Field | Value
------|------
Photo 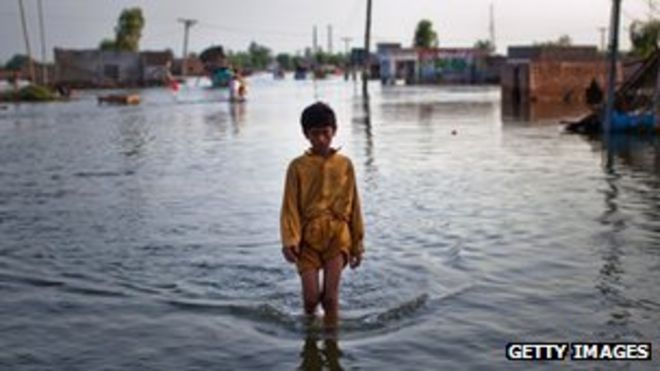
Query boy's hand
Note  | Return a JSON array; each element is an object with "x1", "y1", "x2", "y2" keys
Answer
[
  {"x1": 282, "y1": 245, "x2": 300, "y2": 263},
  {"x1": 349, "y1": 252, "x2": 362, "y2": 269}
]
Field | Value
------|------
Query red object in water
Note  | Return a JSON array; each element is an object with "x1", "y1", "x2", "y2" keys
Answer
[{"x1": 169, "y1": 80, "x2": 180, "y2": 92}]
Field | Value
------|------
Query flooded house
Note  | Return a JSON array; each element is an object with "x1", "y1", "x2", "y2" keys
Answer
[
  {"x1": 54, "y1": 48, "x2": 173, "y2": 87},
  {"x1": 501, "y1": 45, "x2": 616, "y2": 107},
  {"x1": 377, "y1": 43, "x2": 502, "y2": 85}
]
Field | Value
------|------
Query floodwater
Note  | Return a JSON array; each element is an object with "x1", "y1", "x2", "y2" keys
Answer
[{"x1": 1, "y1": 77, "x2": 659, "y2": 370}]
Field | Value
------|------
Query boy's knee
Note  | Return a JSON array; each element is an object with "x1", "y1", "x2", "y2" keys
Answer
[
  {"x1": 304, "y1": 295, "x2": 321, "y2": 314},
  {"x1": 321, "y1": 293, "x2": 338, "y2": 311}
]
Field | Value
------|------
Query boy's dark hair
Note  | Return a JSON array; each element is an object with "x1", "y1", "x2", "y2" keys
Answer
[{"x1": 300, "y1": 102, "x2": 337, "y2": 134}]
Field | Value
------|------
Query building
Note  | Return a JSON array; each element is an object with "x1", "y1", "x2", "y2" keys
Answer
[
  {"x1": 376, "y1": 43, "x2": 500, "y2": 85},
  {"x1": 141, "y1": 51, "x2": 175, "y2": 84},
  {"x1": 501, "y1": 45, "x2": 617, "y2": 106},
  {"x1": 54, "y1": 48, "x2": 173, "y2": 87}
]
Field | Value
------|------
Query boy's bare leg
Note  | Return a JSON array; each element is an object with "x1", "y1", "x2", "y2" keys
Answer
[
  {"x1": 321, "y1": 253, "x2": 345, "y2": 327},
  {"x1": 301, "y1": 270, "x2": 321, "y2": 316}
]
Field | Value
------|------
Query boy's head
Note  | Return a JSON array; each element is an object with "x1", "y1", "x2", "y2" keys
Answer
[
  {"x1": 300, "y1": 101, "x2": 337, "y2": 135},
  {"x1": 301, "y1": 102, "x2": 337, "y2": 154}
]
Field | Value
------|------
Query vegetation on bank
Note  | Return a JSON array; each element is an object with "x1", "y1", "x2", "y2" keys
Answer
[{"x1": 0, "y1": 85, "x2": 57, "y2": 102}]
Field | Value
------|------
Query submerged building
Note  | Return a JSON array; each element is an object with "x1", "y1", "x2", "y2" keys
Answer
[
  {"x1": 501, "y1": 45, "x2": 618, "y2": 106},
  {"x1": 54, "y1": 48, "x2": 174, "y2": 87},
  {"x1": 377, "y1": 43, "x2": 503, "y2": 85}
]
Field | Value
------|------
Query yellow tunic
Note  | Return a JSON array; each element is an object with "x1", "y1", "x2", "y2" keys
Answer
[{"x1": 280, "y1": 149, "x2": 364, "y2": 257}]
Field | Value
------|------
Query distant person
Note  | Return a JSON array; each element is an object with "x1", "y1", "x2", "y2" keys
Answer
[
  {"x1": 585, "y1": 78, "x2": 603, "y2": 107},
  {"x1": 280, "y1": 102, "x2": 364, "y2": 327},
  {"x1": 228, "y1": 72, "x2": 245, "y2": 102}
]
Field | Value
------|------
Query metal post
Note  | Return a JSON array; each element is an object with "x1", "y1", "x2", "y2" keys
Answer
[
  {"x1": 17, "y1": 0, "x2": 36, "y2": 83},
  {"x1": 178, "y1": 18, "x2": 197, "y2": 77},
  {"x1": 362, "y1": 0, "x2": 372, "y2": 96},
  {"x1": 37, "y1": 0, "x2": 48, "y2": 85},
  {"x1": 604, "y1": 0, "x2": 622, "y2": 134}
]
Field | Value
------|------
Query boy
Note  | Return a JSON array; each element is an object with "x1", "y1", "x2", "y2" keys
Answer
[{"x1": 280, "y1": 102, "x2": 364, "y2": 326}]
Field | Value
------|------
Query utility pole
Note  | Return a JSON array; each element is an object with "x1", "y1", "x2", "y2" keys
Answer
[
  {"x1": 598, "y1": 27, "x2": 607, "y2": 52},
  {"x1": 341, "y1": 37, "x2": 352, "y2": 55},
  {"x1": 489, "y1": 2, "x2": 496, "y2": 52},
  {"x1": 17, "y1": 0, "x2": 35, "y2": 83},
  {"x1": 327, "y1": 24, "x2": 333, "y2": 54},
  {"x1": 178, "y1": 18, "x2": 197, "y2": 76},
  {"x1": 604, "y1": 0, "x2": 622, "y2": 134},
  {"x1": 37, "y1": 0, "x2": 47, "y2": 85},
  {"x1": 362, "y1": 0, "x2": 372, "y2": 96},
  {"x1": 313, "y1": 25, "x2": 318, "y2": 53}
]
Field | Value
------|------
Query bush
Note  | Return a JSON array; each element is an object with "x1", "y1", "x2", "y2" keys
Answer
[{"x1": 1, "y1": 84, "x2": 56, "y2": 102}]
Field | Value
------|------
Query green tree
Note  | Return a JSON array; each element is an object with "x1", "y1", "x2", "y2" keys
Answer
[
  {"x1": 276, "y1": 53, "x2": 292, "y2": 70},
  {"x1": 99, "y1": 7, "x2": 145, "y2": 51},
  {"x1": 630, "y1": 19, "x2": 660, "y2": 57},
  {"x1": 248, "y1": 41, "x2": 272, "y2": 69},
  {"x1": 4, "y1": 54, "x2": 31, "y2": 70},
  {"x1": 99, "y1": 38, "x2": 117, "y2": 51},
  {"x1": 227, "y1": 50, "x2": 248, "y2": 69},
  {"x1": 474, "y1": 39, "x2": 495, "y2": 54},
  {"x1": 115, "y1": 7, "x2": 145, "y2": 52},
  {"x1": 413, "y1": 19, "x2": 438, "y2": 48},
  {"x1": 534, "y1": 34, "x2": 573, "y2": 47},
  {"x1": 557, "y1": 34, "x2": 572, "y2": 46}
]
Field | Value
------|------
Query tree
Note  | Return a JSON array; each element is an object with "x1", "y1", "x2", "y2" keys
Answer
[
  {"x1": 99, "y1": 38, "x2": 117, "y2": 51},
  {"x1": 557, "y1": 34, "x2": 572, "y2": 46},
  {"x1": 98, "y1": 7, "x2": 145, "y2": 52},
  {"x1": 630, "y1": 19, "x2": 660, "y2": 58},
  {"x1": 413, "y1": 19, "x2": 438, "y2": 48},
  {"x1": 276, "y1": 53, "x2": 292, "y2": 70},
  {"x1": 534, "y1": 34, "x2": 573, "y2": 47},
  {"x1": 115, "y1": 7, "x2": 145, "y2": 52},
  {"x1": 474, "y1": 39, "x2": 495, "y2": 54},
  {"x1": 4, "y1": 54, "x2": 31, "y2": 70},
  {"x1": 247, "y1": 41, "x2": 272, "y2": 69}
]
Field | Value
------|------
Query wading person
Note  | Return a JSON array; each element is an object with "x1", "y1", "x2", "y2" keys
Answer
[{"x1": 280, "y1": 101, "x2": 364, "y2": 326}]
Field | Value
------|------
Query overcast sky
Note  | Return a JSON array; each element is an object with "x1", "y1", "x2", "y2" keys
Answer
[{"x1": 0, "y1": 0, "x2": 654, "y2": 63}]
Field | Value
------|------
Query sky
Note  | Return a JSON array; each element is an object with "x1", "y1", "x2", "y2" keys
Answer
[{"x1": 0, "y1": 0, "x2": 656, "y2": 64}]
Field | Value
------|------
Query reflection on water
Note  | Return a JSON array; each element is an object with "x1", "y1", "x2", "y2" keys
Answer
[
  {"x1": 502, "y1": 100, "x2": 591, "y2": 122},
  {"x1": 593, "y1": 133, "x2": 660, "y2": 340},
  {"x1": 298, "y1": 322, "x2": 344, "y2": 371}
]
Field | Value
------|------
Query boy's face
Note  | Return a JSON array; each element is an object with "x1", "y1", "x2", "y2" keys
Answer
[{"x1": 305, "y1": 125, "x2": 335, "y2": 153}]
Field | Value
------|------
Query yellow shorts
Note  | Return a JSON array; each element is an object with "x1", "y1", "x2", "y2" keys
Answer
[{"x1": 297, "y1": 216, "x2": 351, "y2": 274}]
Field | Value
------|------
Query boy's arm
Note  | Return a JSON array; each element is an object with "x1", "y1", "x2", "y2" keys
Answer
[
  {"x1": 280, "y1": 162, "x2": 302, "y2": 251},
  {"x1": 348, "y1": 161, "x2": 364, "y2": 258}
]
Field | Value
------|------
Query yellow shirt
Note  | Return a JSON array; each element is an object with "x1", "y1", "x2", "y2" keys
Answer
[{"x1": 280, "y1": 149, "x2": 364, "y2": 255}]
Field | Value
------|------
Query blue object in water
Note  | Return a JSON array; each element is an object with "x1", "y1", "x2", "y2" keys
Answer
[
  {"x1": 211, "y1": 67, "x2": 233, "y2": 88},
  {"x1": 610, "y1": 110, "x2": 656, "y2": 132}
]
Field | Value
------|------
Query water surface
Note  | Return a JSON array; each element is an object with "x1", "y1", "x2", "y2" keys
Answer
[{"x1": 1, "y1": 77, "x2": 658, "y2": 370}]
